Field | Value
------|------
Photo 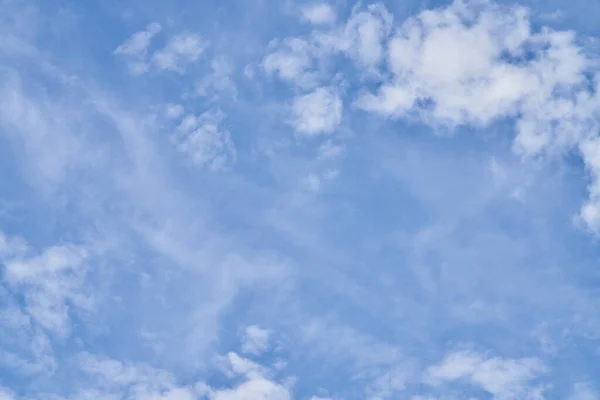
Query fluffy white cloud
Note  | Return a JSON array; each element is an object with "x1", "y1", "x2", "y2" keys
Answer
[
  {"x1": 263, "y1": 38, "x2": 318, "y2": 89},
  {"x1": 426, "y1": 350, "x2": 546, "y2": 398},
  {"x1": 312, "y1": 4, "x2": 393, "y2": 71},
  {"x1": 290, "y1": 87, "x2": 342, "y2": 135},
  {"x1": 210, "y1": 352, "x2": 292, "y2": 400},
  {"x1": 370, "y1": 4, "x2": 595, "y2": 164},
  {"x1": 241, "y1": 325, "x2": 271, "y2": 356},
  {"x1": 300, "y1": 3, "x2": 336, "y2": 25},
  {"x1": 299, "y1": 0, "x2": 600, "y2": 234},
  {"x1": 152, "y1": 32, "x2": 205, "y2": 73},
  {"x1": 210, "y1": 378, "x2": 291, "y2": 400}
]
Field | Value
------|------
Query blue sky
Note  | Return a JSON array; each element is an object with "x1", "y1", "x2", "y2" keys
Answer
[{"x1": 1, "y1": 0, "x2": 600, "y2": 398}]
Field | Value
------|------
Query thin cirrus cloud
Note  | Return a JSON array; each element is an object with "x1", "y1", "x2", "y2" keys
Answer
[{"x1": 1, "y1": 0, "x2": 600, "y2": 399}]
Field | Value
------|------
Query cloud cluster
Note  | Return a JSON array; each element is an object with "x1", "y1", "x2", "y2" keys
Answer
[
  {"x1": 0, "y1": 231, "x2": 90, "y2": 337},
  {"x1": 116, "y1": 23, "x2": 205, "y2": 75},
  {"x1": 264, "y1": 0, "x2": 600, "y2": 233},
  {"x1": 2, "y1": 0, "x2": 600, "y2": 399}
]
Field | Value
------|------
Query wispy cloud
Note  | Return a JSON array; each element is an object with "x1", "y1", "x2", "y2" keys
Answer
[{"x1": 2, "y1": 0, "x2": 600, "y2": 399}]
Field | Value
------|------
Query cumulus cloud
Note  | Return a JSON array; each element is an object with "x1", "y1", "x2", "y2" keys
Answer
[
  {"x1": 343, "y1": 0, "x2": 600, "y2": 233},
  {"x1": 4, "y1": 1, "x2": 600, "y2": 400},
  {"x1": 426, "y1": 350, "x2": 546, "y2": 398},
  {"x1": 263, "y1": 38, "x2": 318, "y2": 89},
  {"x1": 354, "y1": 0, "x2": 593, "y2": 145},
  {"x1": 210, "y1": 351, "x2": 292, "y2": 400},
  {"x1": 300, "y1": 3, "x2": 336, "y2": 25},
  {"x1": 290, "y1": 87, "x2": 342, "y2": 135},
  {"x1": 311, "y1": 3, "x2": 393, "y2": 71},
  {"x1": 210, "y1": 378, "x2": 291, "y2": 400},
  {"x1": 269, "y1": 0, "x2": 600, "y2": 233}
]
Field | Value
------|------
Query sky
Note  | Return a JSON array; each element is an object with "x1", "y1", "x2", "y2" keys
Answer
[{"x1": 1, "y1": 0, "x2": 600, "y2": 398}]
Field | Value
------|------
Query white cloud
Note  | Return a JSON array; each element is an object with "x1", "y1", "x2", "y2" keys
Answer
[
  {"x1": 115, "y1": 23, "x2": 162, "y2": 75},
  {"x1": 348, "y1": 0, "x2": 600, "y2": 233},
  {"x1": 218, "y1": 352, "x2": 271, "y2": 380},
  {"x1": 210, "y1": 378, "x2": 291, "y2": 400},
  {"x1": 116, "y1": 27, "x2": 205, "y2": 75},
  {"x1": 165, "y1": 104, "x2": 185, "y2": 120},
  {"x1": 171, "y1": 109, "x2": 236, "y2": 170},
  {"x1": 1, "y1": 231, "x2": 90, "y2": 337},
  {"x1": 312, "y1": 4, "x2": 393, "y2": 71},
  {"x1": 263, "y1": 38, "x2": 318, "y2": 89},
  {"x1": 241, "y1": 325, "x2": 271, "y2": 356},
  {"x1": 152, "y1": 32, "x2": 205, "y2": 73},
  {"x1": 197, "y1": 57, "x2": 238, "y2": 100},
  {"x1": 115, "y1": 22, "x2": 162, "y2": 57},
  {"x1": 290, "y1": 87, "x2": 342, "y2": 135},
  {"x1": 210, "y1": 351, "x2": 292, "y2": 400},
  {"x1": 77, "y1": 352, "x2": 200, "y2": 400},
  {"x1": 342, "y1": 4, "x2": 393, "y2": 69},
  {"x1": 300, "y1": 3, "x2": 336, "y2": 25},
  {"x1": 426, "y1": 350, "x2": 546, "y2": 398}
]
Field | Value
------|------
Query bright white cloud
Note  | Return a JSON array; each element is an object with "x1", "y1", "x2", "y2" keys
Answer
[
  {"x1": 300, "y1": 3, "x2": 336, "y2": 25},
  {"x1": 426, "y1": 350, "x2": 546, "y2": 398},
  {"x1": 210, "y1": 351, "x2": 292, "y2": 400},
  {"x1": 290, "y1": 87, "x2": 342, "y2": 135},
  {"x1": 347, "y1": 0, "x2": 600, "y2": 233},
  {"x1": 210, "y1": 378, "x2": 292, "y2": 400}
]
